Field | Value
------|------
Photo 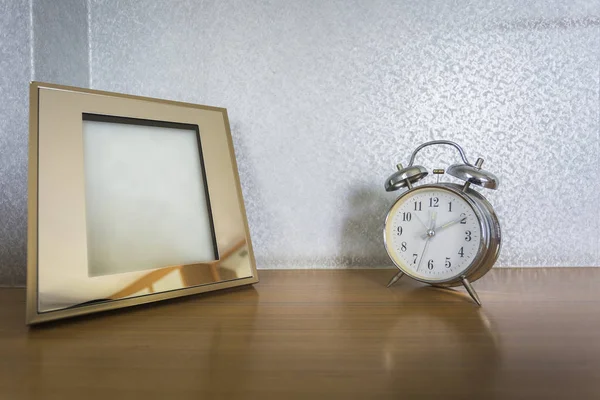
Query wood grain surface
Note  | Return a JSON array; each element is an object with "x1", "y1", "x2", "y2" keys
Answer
[{"x1": 1, "y1": 268, "x2": 599, "y2": 399}]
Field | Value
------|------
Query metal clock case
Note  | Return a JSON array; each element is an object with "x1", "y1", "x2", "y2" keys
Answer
[{"x1": 383, "y1": 140, "x2": 501, "y2": 305}]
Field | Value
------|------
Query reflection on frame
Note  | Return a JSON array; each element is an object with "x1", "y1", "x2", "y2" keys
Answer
[
  {"x1": 109, "y1": 240, "x2": 250, "y2": 300},
  {"x1": 39, "y1": 239, "x2": 252, "y2": 312}
]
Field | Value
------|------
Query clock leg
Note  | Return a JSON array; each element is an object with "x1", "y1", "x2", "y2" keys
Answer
[
  {"x1": 461, "y1": 277, "x2": 482, "y2": 306},
  {"x1": 386, "y1": 271, "x2": 404, "y2": 287}
]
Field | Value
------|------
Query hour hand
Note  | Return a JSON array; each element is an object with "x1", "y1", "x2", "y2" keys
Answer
[
  {"x1": 418, "y1": 211, "x2": 437, "y2": 239},
  {"x1": 429, "y1": 211, "x2": 437, "y2": 229}
]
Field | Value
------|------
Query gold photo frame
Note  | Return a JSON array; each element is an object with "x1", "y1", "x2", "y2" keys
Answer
[{"x1": 27, "y1": 82, "x2": 258, "y2": 324}]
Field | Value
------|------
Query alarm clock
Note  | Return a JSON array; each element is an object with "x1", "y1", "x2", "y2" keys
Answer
[{"x1": 383, "y1": 140, "x2": 501, "y2": 305}]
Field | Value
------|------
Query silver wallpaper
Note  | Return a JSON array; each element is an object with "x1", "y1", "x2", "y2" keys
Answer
[
  {"x1": 0, "y1": 0, "x2": 89, "y2": 286},
  {"x1": 0, "y1": 0, "x2": 30, "y2": 286},
  {"x1": 1, "y1": 1, "x2": 599, "y2": 285},
  {"x1": 33, "y1": 0, "x2": 89, "y2": 87},
  {"x1": 89, "y1": 0, "x2": 600, "y2": 269}
]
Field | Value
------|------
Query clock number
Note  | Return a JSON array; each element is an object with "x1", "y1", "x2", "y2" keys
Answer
[
  {"x1": 400, "y1": 242, "x2": 407, "y2": 252},
  {"x1": 448, "y1": 202, "x2": 452, "y2": 212},
  {"x1": 458, "y1": 247, "x2": 464, "y2": 258},
  {"x1": 460, "y1": 213, "x2": 467, "y2": 224},
  {"x1": 402, "y1": 212, "x2": 412, "y2": 222},
  {"x1": 445, "y1": 257, "x2": 451, "y2": 268},
  {"x1": 429, "y1": 197, "x2": 439, "y2": 208},
  {"x1": 414, "y1": 201, "x2": 422, "y2": 211},
  {"x1": 427, "y1": 260, "x2": 434, "y2": 270},
  {"x1": 412, "y1": 254, "x2": 418, "y2": 264},
  {"x1": 465, "y1": 231, "x2": 472, "y2": 241},
  {"x1": 397, "y1": 226, "x2": 403, "y2": 236}
]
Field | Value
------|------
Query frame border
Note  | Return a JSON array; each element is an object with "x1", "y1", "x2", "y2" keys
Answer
[{"x1": 26, "y1": 82, "x2": 259, "y2": 325}]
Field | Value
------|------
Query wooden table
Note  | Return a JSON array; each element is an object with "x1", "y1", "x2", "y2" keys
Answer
[{"x1": 1, "y1": 269, "x2": 599, "y2": 399}]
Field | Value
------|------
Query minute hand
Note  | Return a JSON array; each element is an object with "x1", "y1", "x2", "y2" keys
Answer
[{"x1": 420, "y1": 215, "x2": 465, "y2": 239}]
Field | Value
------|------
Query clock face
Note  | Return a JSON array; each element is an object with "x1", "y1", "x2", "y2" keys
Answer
[{"x1": 384, "y1": 186, "x2": 483, "y2": 282}]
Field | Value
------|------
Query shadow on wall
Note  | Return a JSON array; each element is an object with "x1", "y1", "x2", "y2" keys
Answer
[{"x1": 339, "y1": 184, "x2": 396, "y2": 268}]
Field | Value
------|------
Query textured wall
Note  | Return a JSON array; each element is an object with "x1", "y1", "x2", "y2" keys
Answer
[
  {"x1": 1, "y1": 1, "x2": 600, "y2": 286},
  {"x1": 0, "y1": 0, "x2": 31, "y2": 286},
  {"x1": 89, "y1": 0, "x2": 600, "y2": 268},
  {"x1": 33, "y1": 0, "x2": 89, "y2": 87},
  {"x1": 0, "y1": 0, "x2": 89, "y2": 286}
]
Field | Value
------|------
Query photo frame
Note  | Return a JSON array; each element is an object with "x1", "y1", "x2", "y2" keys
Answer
[{"x1": 27, "y1": 82, "x2": 258, "y2": 324}]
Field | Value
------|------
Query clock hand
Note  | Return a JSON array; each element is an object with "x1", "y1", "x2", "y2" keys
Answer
[
  {"x1": 418, "y1": 211, "x2": 438, "y2": 240},
  {"x1": 430, "y1": 211, "x2": 437, "y2": 230},
  {"x1": 420, "y1": 214, "x2": 464, "y2": 239},
  {"x1": 416, "y1": 237, "x2": 431, "y2": 272},
  {"x1": 414, "y1": 212, "x2": 429, "y2": 231},
  {"x1": 437, "y1": 215, "x2": 465, "y2": 232}
]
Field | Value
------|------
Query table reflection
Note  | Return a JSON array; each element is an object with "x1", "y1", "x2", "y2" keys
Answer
[
  {"x1": 381, "y1": 286, "x2": 500, "y2": 397},
  {"x1": 20, "y1": 271, "x2": 503, "y2": 398}
]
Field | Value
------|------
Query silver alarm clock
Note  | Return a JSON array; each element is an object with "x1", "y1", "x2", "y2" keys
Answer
[{"x1": 383, "y1": 140, "x2": 501, "y2": 305}]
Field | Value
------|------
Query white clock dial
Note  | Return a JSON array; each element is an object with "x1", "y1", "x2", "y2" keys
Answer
[{"x1": 385, "y1": 186, "x2": 482, "y2": 282}]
